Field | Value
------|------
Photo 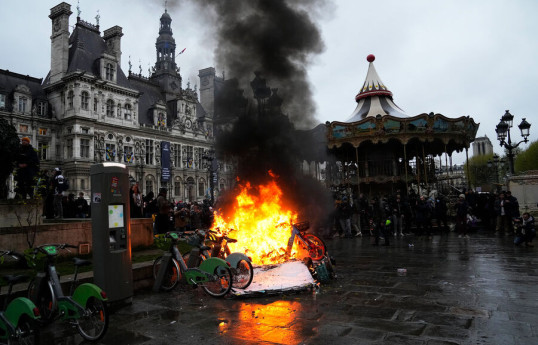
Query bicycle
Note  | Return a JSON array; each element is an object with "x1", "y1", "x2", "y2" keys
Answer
[
  {"x1": 26, "y1": 244, "x2": 109, "y2": 342},
  {"x1": 285, "y1": 222, "x2": 326, "y2": 261},
  {"x1": 0, "y1": 250, "x2": 40, "y2": 345},
  {"x1": 184, "y1": 229, "x2": 254, "y2": 289},
  {"x1": 152, "y1": 232, "x2": 233, "y2": 297}
]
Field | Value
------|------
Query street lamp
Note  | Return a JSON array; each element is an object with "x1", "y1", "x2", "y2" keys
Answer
[
  {"x1": 202, "y1": 150, "x2": 217, "y2": 206},
  {"x1": 487, "y1": 154, "x2": 505, "y2": 192},
  {"x1": 495, "y1": 110, "x2": 531, "y2": 174}
]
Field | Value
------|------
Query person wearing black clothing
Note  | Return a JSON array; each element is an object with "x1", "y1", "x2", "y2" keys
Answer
[
  {"x1": 143, "y1": 191, "x2": 156, "y2": 218},
  {"x1": 337, "y1": 197, "x2": 353, "y2": 238},
  {"x1": 414, "y1": 196, "x2": 431, "y2": 237},
  {"x1": 514, "y1": 212, "x2": 535, "y2": 247},
  {"x1": 51, "y1": 168, "x2": 68, "y2": 219},
  {"x1": 190, "y1": 203, "x2": 203, "y2": 230},
  {"x1": 494, "y1": 192, "x2": 515, "y2": 235},
  {"x1": 64, "y1": 193, "x2": 76, "y2": 218},
  {"x1": 505, "y1": 191, "x2": 520, "y2": 218},
  {"x1": 434, "y1": 196, "x2": 449, "y2": 233},
  {"x1": 455, "y1": 194, "x2": 470, "y2": 238},
  {"x1": 15, "y1": 137, "x2": 40, "y2": 199},
  {"x1": 154, "y1": 188, "x2": 171, "y2": 234},
  {"x1": 391, "y1": 195, "x2": 408, "y2": 236},
  {"x1": 367, "y1": 198, "x2": 383, "y2": 236},
  {"x1": 75, "y1": 192, "x2": 89, "y2": 218},
  {"x1": 129, "y1": 183, "x2": 143, "y2": 218},
  {"x1": 358, "y1": 193, "x2": 369, "y2": 233}
]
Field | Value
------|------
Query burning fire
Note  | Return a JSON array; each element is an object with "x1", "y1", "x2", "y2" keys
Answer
[{"x1": 212, "y1": 174, "x2": 299, "y2": 265}]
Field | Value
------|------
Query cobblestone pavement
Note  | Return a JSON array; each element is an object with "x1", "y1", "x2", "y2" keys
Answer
[{"x1": 40, "y1": 230, "x2": 538, "y2": 345}]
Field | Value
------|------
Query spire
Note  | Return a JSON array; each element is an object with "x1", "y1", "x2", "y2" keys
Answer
[
  {"x1": 355, "y1": 54, "x2": 393, "y2": 101},
  {"x1": 346, "y1": 54, "x2": 407, "y2": 121},
  {"x1": 154, "y1": 7, "x2": 177, "y2": 74}
]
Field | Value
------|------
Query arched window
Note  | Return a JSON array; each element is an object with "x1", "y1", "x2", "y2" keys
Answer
[
  {"x1": 198, "y1": 178, "x2": 206, "y2": 197},
  {"x1": 106, "y1": 99, "x2": 115, "y2": 117},
  {"x1": 124, "y1": 103, "x2": 132, "y2": 120},
  {"x1": 145, "y1": 175, "x2": 155, "y2": 194},
  {"x1": 105, "y1": 63, "x2": 114, "y2": 81},
  {"x1": 67, "y1": 90, "x2": 74, "y2": 109},
  {"x1": 81, "y1": 91, "x2": 89, "y2": 110},
  {"x1": 174, "y1": 177, "x2": 182, "y2": 197}
]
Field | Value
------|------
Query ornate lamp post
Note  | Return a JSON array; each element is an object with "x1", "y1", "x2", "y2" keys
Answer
[
  {"x1": 495, "y1": 110, "x2": 531, "y2": 174},
  {"x1": 487, "y1": 154, "x2": 505, "y2": 192},
  {"x1": 202, "y1": 150, "x2": 217, "y2": 205}
]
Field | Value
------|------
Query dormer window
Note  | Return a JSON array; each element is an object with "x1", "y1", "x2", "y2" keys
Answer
[
  {"x1": 105, "y1": 63, "x2": 115, "y2": 81},
  {"x1": 67, "y1": 91, "x2": 74, "y2": 109},
  {"x1": 0, "y1": 94, "x2": 5, "y2": 109},
  {"x1": 18, "y1": 96, "x2": 28, "y2": 113}
]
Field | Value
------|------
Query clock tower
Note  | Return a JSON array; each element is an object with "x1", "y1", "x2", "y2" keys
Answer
[{"x1": 49, "y1": 2, "x2": 72, "y2": 84}]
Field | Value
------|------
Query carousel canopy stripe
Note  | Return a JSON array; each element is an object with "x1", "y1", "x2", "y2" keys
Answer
[
  {"x1": 328, "y1": 113, "x2": 479, "y2": 144},
  {"x1": 347, "y1": 96, "x2": 407, "y2": 122}
]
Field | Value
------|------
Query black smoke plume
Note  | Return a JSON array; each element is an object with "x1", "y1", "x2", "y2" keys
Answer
[
  {"x1": 197, "y1": 0, "x2": 327, "y2": 129},
  {"x1": 183, "y1": 0, "x2": 334, "y2": 229}
]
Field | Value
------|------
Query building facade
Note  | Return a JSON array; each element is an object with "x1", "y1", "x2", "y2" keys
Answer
[{"x1": 0, "y1": 2, "x2": 233, "y2": 202}]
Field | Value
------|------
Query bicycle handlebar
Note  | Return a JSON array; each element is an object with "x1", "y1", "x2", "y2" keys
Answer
[{"x1": 33, "y1": 243, "x2": 78, "y2": 254}]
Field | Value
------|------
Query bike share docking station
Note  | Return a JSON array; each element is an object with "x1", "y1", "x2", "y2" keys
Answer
[{"x1": 90, "y1": 163, "x2": 133, "y2": 304}]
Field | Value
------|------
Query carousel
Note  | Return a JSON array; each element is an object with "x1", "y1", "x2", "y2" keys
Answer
[{"x1": 325, "y1": 54, "x2": 479, "y2": 196}]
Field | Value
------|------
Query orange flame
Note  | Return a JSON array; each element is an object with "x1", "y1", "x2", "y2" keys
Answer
[{"x1": 212, "y1": 175, "x2": 298, "y2": 265}]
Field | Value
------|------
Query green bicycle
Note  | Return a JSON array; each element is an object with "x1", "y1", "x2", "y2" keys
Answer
[
  {"x1": 26, "y1": 244, "x2": 109, "y2": 342},
  {"x1": 0, "y1": 250, "x2": 40, "y2": 345},
  {"x1": 152, "y1": 232, "x2": 233, "y2": 297}
]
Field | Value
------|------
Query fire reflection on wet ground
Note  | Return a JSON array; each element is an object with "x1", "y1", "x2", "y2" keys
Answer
[{"x1": 218, "y1": 300, "x2": 313, "y2": 344}]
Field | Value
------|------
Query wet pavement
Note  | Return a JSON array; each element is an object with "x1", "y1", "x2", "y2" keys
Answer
[{"x1": 40, "y1": 229, "x2": 538, "y2": 345}]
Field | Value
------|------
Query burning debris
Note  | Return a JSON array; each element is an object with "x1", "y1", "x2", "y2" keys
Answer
[
  {"x1": 212, "y1": 173, "x2": 299, "y2": 266},
  {"x1": 231, "y1": 260, "x2": 316, "y2": 297}
]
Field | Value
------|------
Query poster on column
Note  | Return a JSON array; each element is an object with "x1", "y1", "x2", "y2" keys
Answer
[{"x1": 108, "y1": 205, "x2": 124, "y2": 228}]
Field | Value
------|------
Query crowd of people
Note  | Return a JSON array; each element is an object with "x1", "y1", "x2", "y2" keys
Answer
[
  {"x1": 130, "y1": 184, "x2": 214, "y2": 235},
  {"x1": 329, "y1": 188, "x2": 536, "y2": 247},
  {"x1": 10, "y1": 138, "x2": 536, "y2": 246}
]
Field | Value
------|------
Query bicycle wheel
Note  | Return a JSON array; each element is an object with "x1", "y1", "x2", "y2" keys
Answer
[
  {"x1": 8, "y1": 315, "x2": 40, "y2": 345},
  {"x1": 232, "y1": 259, "x2": 253, "y2": 289},
  {"x1": 201, "y1": 266, "x2": 232, "y2": 297},
  {"x1": 76, "y1": 297, "x2": 109, "y2": 341},
  {"x1": 304, "y1": 234, "x2": 326, "y2": 261},
  {"x1": 27, "y1": 279, "x2": 55, "y2": 323},
  {"x1": 152, "y1": 256, "x2": 181, "y2": 291}
]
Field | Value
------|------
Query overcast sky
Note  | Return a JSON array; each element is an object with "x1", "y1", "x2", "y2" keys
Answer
[{"x1": 1, "y1": 0, "x2": 537, "y2": 164}]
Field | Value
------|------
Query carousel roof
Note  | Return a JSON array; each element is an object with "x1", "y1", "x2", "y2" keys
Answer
[{"x1": 346, "y1": 54, "x2": 407, "y2": 122}]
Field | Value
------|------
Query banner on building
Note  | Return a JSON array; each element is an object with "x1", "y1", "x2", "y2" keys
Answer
[{"x1": 161, "y1": 141, "x2": 170, "y2": 182}]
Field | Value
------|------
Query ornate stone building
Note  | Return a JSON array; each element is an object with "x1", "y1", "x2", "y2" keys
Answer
[{"x1": 0, "y1": 2, "x2": 233, "y2": 202}]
